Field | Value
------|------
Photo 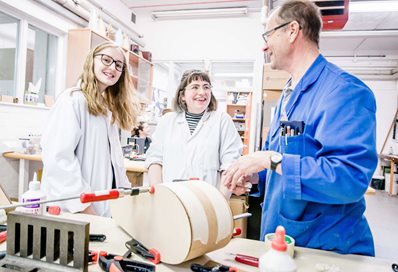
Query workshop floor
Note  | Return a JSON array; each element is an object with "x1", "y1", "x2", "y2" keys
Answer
[{"x1": 365, "y1": 190, "x2": 398, "y2": 261}]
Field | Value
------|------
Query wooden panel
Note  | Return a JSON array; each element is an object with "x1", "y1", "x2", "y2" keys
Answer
[{"x1": 66, "y1": 29, "x2": 92, "y2": 87}]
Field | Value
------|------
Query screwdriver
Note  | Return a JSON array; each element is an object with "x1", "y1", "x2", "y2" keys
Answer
[{"x1": 0, "y1": 185, "x2": 155, "y2": 210}]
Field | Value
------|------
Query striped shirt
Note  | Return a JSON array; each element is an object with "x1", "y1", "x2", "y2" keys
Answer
[{"x1": 185, "y1": 111, "x2": 204, "y2": 134}]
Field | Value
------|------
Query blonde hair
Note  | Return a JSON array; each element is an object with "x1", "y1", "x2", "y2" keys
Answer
[{"x1": 78, "y1": 41, "x2": 140, "y2": 130}]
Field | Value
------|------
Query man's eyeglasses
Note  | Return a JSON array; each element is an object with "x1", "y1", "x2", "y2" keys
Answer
[
  {"x1": 185, "y1": 84, "x2": 212, "y2": 92},
  {"x1": 262, "y1": 21, "x2": 292, "y2": 43},
  {"x1": 95, "y1": 54, "x2": 125, "y2": 72}
]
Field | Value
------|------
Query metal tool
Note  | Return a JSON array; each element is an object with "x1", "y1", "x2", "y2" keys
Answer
[
  {"x1": 0, "y1": 211, "x2": 89, "y2": 271},
  {"x1": 232, "y1": 212, "x2": 252, "y2": 220},
  {"x1": 0, "y1": 186, "x2": 155, "y2": 210},
  {"x1": 124, "y1": 238, "x2": 161, "y2": 264},
  {"x1": 190, "y1": 263, "x2": 237, "y2": 272},
  {"x1": 99, "y1": 252, "x2": 156, "y2": 272},
  {"x1": 228, "y1": 253, "x2": 259, "y2": 267},
  {"x1": 89, "y1": 234, "x2": 107, "y2": 242}
]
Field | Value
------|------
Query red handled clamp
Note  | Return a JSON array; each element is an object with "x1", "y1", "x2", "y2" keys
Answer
[
  {"x1": 124, "y1": 238, "x2": 161, "y2": 264},
  {"x1": 98, "y1": 251, "x2": 156, "y2": 272},
  {"x1": 88, "y1": 250, "x2": 99, "y2": 263}
]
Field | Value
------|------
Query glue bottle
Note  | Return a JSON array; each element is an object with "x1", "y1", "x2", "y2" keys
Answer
[
  {"x1": 259, "y1": 226, "x2": 297, "y2": 272},
  {"x1": 19, "y1": 172, "x2": 45, "y2": 215}
]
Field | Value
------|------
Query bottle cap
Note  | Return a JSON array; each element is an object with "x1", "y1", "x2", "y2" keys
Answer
[
  {"x1": 271, "y1": 225, "x2": 287, "y2": 252},
  {"x1": 28, "y1": 172, "x2": 40, "y2": 190}
]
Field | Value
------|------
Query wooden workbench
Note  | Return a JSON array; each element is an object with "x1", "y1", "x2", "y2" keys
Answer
[
  {"x1": 2, "y1": 152, "x2": 147, "y2": 200},
  {"x1": 4, "y1": 212, "x2": 389, "y2": 272},
  {"x1": 379, "y1": 153, "x2": 398, "y2": 195}
]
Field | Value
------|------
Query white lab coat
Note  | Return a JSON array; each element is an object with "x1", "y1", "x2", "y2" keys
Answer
[
  {"x1": 145, "y1": 110, "x2": 242, "y2": 187},
  {"x1": 41, "y1": 88, "x2": 130, "y2": 217}
]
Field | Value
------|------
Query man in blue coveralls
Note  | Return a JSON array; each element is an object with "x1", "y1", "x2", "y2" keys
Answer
[{"x1": 224, "y1": 0, "x2": 377, "y2": 256}]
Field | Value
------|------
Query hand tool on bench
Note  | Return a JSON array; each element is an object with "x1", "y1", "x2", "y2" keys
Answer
[
  {"x1": 99, "y1": 251, "x2": 156, "y2": 272},
  {"x1": 191, "y1": 263, "x2": 237, "y2": 272},
  {"x1": 227, "y1": 253, "x2": 259, "y2": 267},
  {"x1": 124, "y1": 238, "x2": 161, "y2": 264}
]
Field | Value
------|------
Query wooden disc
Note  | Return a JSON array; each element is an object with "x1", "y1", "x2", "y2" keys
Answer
[{"x1": 110, "y1": 181, "x2": 233, "y2": 264}]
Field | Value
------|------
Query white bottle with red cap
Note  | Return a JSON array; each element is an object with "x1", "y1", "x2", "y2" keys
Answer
[{"x1": 259, "y1": 225, "x2": 297, "y2": 272}]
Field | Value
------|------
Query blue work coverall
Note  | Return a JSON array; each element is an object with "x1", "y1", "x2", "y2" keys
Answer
[{"x1": 258, "y1": 55, "x2": 377, "y2": 256}]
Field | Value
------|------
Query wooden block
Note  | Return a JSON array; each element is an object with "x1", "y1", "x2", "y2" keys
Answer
[
  {"x1": 0, "y1": 95, "x2": 14, "y2": 103},
  {"x1": 229, "y1": 194, "x2": 248, "y2": 238},
  {"x1": 126, "y1": 171, "x2": 143, "y2": 187}
]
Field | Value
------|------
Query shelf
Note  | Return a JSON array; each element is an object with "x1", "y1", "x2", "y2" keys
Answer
[
  {"x1": 227, "y1": 104, "x2": 246, "y2": 107},
  {"x1": 225, "y1": 92, "x2": 252, "y2": 155},
  {"x1": 232, "y1": 118, "x2": 246, "y2": 122}
]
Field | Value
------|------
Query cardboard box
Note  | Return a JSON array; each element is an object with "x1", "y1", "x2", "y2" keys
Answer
[
  {"x1": 262, "y1": 64, "x2": 290, "y2": 90},
  {"x1": 229, "y1": 194, "x2": 248, "y2": 238},
  {"x1": 263, "y1": 89, "x2": 282, "y2": 101}
]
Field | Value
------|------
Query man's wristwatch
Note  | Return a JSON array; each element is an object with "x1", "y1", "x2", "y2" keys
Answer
[{"x1": 270, "y1": 152, "x2": 283, "y2": 171}]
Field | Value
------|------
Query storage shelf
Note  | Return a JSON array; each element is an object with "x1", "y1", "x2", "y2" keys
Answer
[{"x1": 226, "y1": 93, "x2": 252, "y2": 155}]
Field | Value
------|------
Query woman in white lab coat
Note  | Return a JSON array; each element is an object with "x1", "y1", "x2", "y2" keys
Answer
[
  {"x1": 145, "y1": 70, "x2": 245, "y2": 197},
  {"x1": 41, "y1": 42, "x2": 139, "y2": 217}
]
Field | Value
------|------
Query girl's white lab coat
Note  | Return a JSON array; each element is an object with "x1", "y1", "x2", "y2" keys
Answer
[
  {"x1": 41, "y1": 89, "x2": 130, "y2": 217},
  {"x1": 145, "y1": 110, "x2": 242, "y2": 187}
]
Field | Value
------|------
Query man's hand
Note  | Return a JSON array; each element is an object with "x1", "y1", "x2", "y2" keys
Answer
[{"x1": 223, "y1": 151, "x2": 276, "y2": 192}]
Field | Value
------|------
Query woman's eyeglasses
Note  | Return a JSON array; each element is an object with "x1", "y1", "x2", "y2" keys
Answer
[{"x1": 95, "y1": 54, "x2": 125, "y2": 72}]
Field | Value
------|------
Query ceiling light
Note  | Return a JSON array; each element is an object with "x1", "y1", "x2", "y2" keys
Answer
[
  {"x1": 349, "y1": 1, "x2": 398, "y2": 12},
  {"x1": 214, "y1": 73, "x2": 254, "y2": 77},
  {"x1": 152, "y1": 7, "x2": 248, "y2": 20}
]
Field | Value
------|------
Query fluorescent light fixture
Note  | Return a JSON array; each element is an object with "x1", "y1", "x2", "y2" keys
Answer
[
  {"x1": 214, "y1": 73, "x2": 254, "y2": 77},
  {"x1": 349, "y1": 1, "x2": 398, "y2": 12},
  {"x1": 152, "y1": 7, "x2": 248, "y2": 20}
]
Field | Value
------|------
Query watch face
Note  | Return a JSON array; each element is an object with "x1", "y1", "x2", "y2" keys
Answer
[
  {"x1": 272, "y1": 153, "x2": 283, "y2": 163},
  {"x1": 271, "y1": 153, "x2": 283, "y2": 170}
]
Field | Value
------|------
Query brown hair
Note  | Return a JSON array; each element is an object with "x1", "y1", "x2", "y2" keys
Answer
[
  {"x1": 277, "y1": 0, "x2": 322, "y2": 47},
  {"x1": 78, "y1": 41, "x2": 140, "y2": 130},
  {"x1": 172, "y1": 69, "x2": 217, "y2": 113},
  {"x1": 132, "y1": 121, "x2": 146, "y2": 137}
]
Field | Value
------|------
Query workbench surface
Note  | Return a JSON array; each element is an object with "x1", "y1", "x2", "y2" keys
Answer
[{"x1": 54, "y1": 213, "x2": 394, "y2": 272}]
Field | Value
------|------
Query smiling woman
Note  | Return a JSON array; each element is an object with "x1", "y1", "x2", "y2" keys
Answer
[
  {"x1": 40, "y1": 41, "x2": 140, "y2": 217},
  {"x1": 145, "y1": 70, "x2": 244, "y2": 198}
]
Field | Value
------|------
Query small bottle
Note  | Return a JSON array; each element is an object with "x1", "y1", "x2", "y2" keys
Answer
[
  {"x1": 259, "y1": 226, "x2": 297, "y2": 272},
  {"x1": 19, "y1": 172, "x2": 46, "y2": 215}
]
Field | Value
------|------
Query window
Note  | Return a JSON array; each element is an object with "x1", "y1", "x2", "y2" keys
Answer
[
  {"x1": 25, "y1": 25, "x2": 58, "y2": 103},
  {"x1": 0, "y1": 10, "x2": 59, "y2": 105},
  {"x1": 0, "y1": 11, "x2": 19, "y2": 97}
]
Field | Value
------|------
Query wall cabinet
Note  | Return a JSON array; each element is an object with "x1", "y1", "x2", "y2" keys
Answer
[
  {"x1": 66, "y1": 29, "x2": 153, "y2": 103},
  {"x1": 226, "y1": 92, "x2": 252, "y2": 155}
]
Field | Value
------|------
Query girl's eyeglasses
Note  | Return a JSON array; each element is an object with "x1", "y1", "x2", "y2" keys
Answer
[{"x1": 95, "y1": 54, "x2": 125, "y2": 72}]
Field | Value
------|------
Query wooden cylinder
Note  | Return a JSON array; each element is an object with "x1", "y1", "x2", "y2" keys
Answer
[{"x1": 110, "y1": 181, "x2": 233, "y2": 264}]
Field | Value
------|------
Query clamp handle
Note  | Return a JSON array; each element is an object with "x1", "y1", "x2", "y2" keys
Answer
[{"x1": 80, "y1": 190, "x2": 120, "y2": 203}]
